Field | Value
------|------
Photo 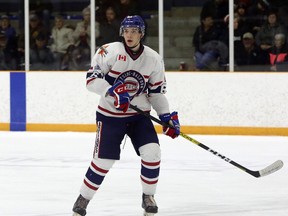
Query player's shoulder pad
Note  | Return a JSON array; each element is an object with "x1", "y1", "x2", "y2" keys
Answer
[
  {"x1": 143, "y1": 45, "x2": 164, "y2": 69},
  {"x1": 143, "y1": 45, "x2": 163, "y2": 61},
  {"x1": 96, "y1": 42, "x2": 124, "y2": 58},
  {"x1": 143, "y1": 45, "x2": 161, "y2": 56}
]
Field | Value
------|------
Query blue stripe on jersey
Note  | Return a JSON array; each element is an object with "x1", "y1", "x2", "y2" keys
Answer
[
  {"x1": 104, "y1": 74, "x2": 116, "y2": 85},
  {"x1": 141, "y1": 166, "x2": 160, "y2": 179},
  {"x1": 85, "y1": 167, "x2": 106, "y2": 185},
  {"x1": 148, "y1": 85, "x2": 162, "y2": 94},
  {"x1": 10, "y1": 72, "x2": 26, "y2": 131}
]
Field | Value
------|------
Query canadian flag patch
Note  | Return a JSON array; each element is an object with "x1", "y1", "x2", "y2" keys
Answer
[{"x1": 118, "y1": 55, "x2": 127, "y2": 61}]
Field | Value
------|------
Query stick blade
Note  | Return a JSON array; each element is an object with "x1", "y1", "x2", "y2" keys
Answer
[{"x1": 258, "y1": 160, "x2": 284, "y2": 177}]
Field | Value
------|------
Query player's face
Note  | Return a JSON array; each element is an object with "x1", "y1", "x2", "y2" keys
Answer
[{"x1": 123, "y1": 27, "x2": 143, "y2": 49}]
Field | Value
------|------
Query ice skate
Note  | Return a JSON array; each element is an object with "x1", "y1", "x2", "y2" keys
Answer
[
  {"x1": 142, "y1": 193, "x2": 158, "y2": 215},
  {"x1": 72, "y1": 194, "x2": 90, "y2": 216}
]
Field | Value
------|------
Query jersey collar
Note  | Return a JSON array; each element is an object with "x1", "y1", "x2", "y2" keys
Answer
[{"x1": 124, "y1": 42, "x2": 144, "y2": 61}]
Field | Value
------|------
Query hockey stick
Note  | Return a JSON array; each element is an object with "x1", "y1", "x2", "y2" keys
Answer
[{"x1": 130, "y1": 104, "x2": 284, "y2": 178}]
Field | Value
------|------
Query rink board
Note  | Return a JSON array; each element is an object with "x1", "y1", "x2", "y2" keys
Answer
[{"x1": 1, "y1": 71, "x2": 288, "y2": 135}]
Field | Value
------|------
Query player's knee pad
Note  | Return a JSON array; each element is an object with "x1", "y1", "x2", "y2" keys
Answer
[
  {"x1": 139, "y1": 143, "x2": 161, "y2": 162},
  {"x1": 92, "y1": 156, "x2": 115, "y2": 170}
]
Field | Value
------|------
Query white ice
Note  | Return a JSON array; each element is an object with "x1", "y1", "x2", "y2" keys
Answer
[{"x1": 0, "y1": 131, "x2": 287, "y2": 216}]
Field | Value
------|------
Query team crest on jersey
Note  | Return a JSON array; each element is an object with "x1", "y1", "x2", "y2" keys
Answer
[{"x1": 116, "y1": 70, "x2": 146, "y2": 97}]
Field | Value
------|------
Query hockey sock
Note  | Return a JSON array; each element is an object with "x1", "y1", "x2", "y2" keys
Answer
[
  {"x1": 80, "y1": 158, "x2": 115, "y2": 200},
  {"x1": 139, "y1": 143, "x2": 161, "y2": 195}
]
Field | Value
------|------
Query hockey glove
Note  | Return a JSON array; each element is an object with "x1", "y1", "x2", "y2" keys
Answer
[
  {"x1": 108, "y1": 81, "x2": 130, "y2": 112},
  {"x1": 159, "y1": 112, "x2": 180, "y2": 139}
]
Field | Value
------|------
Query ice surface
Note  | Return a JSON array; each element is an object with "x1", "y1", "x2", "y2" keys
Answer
[{"x1": 0, "y1": 132, "x2": 287, "y2": 216}]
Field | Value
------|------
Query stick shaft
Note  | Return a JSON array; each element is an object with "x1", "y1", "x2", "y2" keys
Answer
[{"x1": 129, "y1": 104, "x2": 283, "y2": 178}]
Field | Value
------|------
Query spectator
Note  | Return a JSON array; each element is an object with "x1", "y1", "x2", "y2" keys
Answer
[
  {"x1": 70, "y1": 6, "x2": 100, "y2": 70},
  {"x1": 0, "y1": 15, "x2": 17, "y2": 43},
  {"x1": 255, "y1": 9, "x2": 287, "y2": 54},
  {"x1": 0, "y1": 32, "x2": 18, "y2": 70},
  {"x1": 114, "y1": 0, "x2": 142, "y2": 20},
  {"x1": 251, "y1": 1, "x2": 288, "y2": 28},
  {"x1": 30, "y1": 0, "x2": 54, "y2": 31},
  {"x1": 234, "y1": 2, "x2": 252, "y2": 32},
  {"x1": 192, "y1": 15, "x2": 226, "y2": 70},
  {"x1": 16, "y1": 12, "x2": 49, "y2": 66},
  {"x1": 235, "y1": 32, "x2": 268, "y2": 71},
  {"x1": 95, "y1": 0, "x2": 141, "y2": 24},
  {"x1": 200, "y1": 0, "x2": 229, "y2": 28},
  {"x1": 221, "y1": 13, "x2": 250, "y2": 52},
  {"x1": 95, "y1": 0, "x2": 113, "y2": 23},
  {"x1": 30, "y1": 32, "x2": 55, "y2": 70},
  {"x1": 268, "y1": 33, "x2": 288, "y2": 71},
  {"x1": 246, "y1": 0, "x2": 270, "y2": 34},
  {"x1": 29, "y1": 13, "x2": 49, "y2": 48},
  {"x1": 234, "y1": 14, "x2": 251, "y2": 50},
  {"x1": 0, "y1": 15, "x2": 18, "y2": 69},
  {"x1": 235, "y1": 2, "x2": 248, "y2": 17},
  {"x1": 96, "y1": 6, "x2": 121, "y2": 47},
  {"x1": 50, "y1": 14, "x2": 74, "y2": 70},
  {"x1": 269, "y1": 1, "x2": 288, "y2": 28}
]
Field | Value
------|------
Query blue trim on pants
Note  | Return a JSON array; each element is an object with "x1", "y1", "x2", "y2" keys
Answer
[{"x1": 10, "y1": 72, "x2": 26, "y2": 131}]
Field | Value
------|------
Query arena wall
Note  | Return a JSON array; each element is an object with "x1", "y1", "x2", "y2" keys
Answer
[{"x1": 1, "y1": 71, "x2": 288, "y2": 135}]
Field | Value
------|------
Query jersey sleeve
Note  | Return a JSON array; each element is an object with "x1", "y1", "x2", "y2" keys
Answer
[
  {"x1": 147, "y1": 58, "x2": 167, "y2": 95},
  {"x1": 86, "y1": 44, "x2": 115, "y2": 97},
  {"x1": 147, "y1": 56, "x2": 170, "y2": 115}
]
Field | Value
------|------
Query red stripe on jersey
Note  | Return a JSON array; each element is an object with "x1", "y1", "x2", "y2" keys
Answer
[
  {"x1": 98, "y1": 106, "x2": 152, "y2": 116},
  {"x1": 149, "y1": 81, "x2": 163, "y2": 87},
  {"x1": 86, "y1": 78, "x2": 96, "y2": 85},
  {"x1": 84, "y1": 179, "x2": 99, "y2": 191},
  {"x1": 90, "y1": 161, "x2": 109, "y2": 174},
  {"x1": 98, "y1": 106, "x2": 141, "y2": 116},
  {"x1": 140, "y1": 176, "x2": 158, "y2": 185},
  {"x1": 109, "y1": 70, "x2": 121, "y2": 75},
  {"x1": 141, "y1": 160, "x2": 161, "y2": 167},
  {"x1": 109, "y1": 70, "x2": 150, "y2": 79}
]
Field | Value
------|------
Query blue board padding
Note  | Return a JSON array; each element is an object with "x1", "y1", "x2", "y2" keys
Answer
[{"x1": 10, "y1": 72, "x2": 26, "y2": 131}]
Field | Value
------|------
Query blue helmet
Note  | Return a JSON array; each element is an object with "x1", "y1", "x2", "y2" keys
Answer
[{"x1": 119, "y1": 15, "x2": 145, "y2": 36}]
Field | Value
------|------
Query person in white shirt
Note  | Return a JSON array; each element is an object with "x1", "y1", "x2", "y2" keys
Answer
[
  {"x1": 70, "y1": 6, "x2": 100, "y2": 70},
  {"x1": 50, "y1": 14, "x2": 74, "y2": 70}
]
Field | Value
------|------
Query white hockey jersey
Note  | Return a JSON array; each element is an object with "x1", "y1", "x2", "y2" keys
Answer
[{"x1": 86, "y1": 42, "x2": 170, "y2": 117}]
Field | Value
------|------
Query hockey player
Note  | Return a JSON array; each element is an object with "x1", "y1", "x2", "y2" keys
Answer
[{"x1": 72, "y1": 15, "x2": 180, "y2": 216}]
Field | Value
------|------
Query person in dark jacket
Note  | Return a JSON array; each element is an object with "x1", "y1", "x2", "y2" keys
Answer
[
  {"x1": 235, "y1": 32, "x2": 269, "y2": 71},
  {"x1": 0, "y1": 15, "x2": 18, "y2": 69},
  {"x1": 96, "y1": 6, "x2": 121, "y2": 47},
  {"x1": 30, "y1": 32, "x2": 55, "y2": 70},
  {"x1": 192, "y1": 15, "x2": 225, "y2": 70},
  {"x1": 255, "y1": 9, "x2": 287, "y2": 54}
]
